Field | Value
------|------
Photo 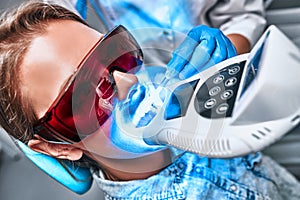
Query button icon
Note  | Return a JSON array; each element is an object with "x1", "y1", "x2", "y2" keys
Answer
[
  {"x1": 213, "y1": 75, "x2": 224, "y2": 84},
  {"x1": 221, "y1": 90, "x2": 233, "y2": 100},
  {"x1": 225, "y1": 77, "x2": 237, "y2": 87},
  {"x1": 228, "y1": 65, "x2": 240, "y2": 75},
  {"x1": 216, "y1": 103, "x2": 229, "y2": 114},
  {"x1": 204, "y1": 98, "x2": 216, "y2": 109},
  {"x1": 209, "y1": 86, "x2": 221, "y2": 96}
]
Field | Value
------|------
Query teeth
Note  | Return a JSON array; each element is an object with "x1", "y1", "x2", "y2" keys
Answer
[{"x1": 136, "y1": 110, "x2": 157, "y2": 127}]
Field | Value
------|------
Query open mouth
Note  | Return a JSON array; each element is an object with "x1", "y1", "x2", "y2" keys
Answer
[{"x1": 117, "y1": 82, "x2": 167, "y2": 128}]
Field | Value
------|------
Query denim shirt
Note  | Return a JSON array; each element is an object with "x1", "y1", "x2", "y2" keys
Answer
[{"x1": 93, "y1": 149, "x2": 300, "y2": 200}]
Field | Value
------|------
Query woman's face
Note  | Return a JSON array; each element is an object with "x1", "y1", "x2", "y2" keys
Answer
[{"x1": 20, "y1": 20, "x2": 140, "y2": 159}]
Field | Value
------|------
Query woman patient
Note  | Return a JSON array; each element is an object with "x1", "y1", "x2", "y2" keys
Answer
[{"x1": 0, "y1": 1, "x2": 299, "y2": 199}]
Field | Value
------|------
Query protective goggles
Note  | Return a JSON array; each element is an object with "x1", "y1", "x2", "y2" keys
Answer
[{"x1": 33, "y1": 25, "x2": 143, "y2": 143}]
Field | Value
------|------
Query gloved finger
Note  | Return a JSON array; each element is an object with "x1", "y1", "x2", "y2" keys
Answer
[
  {"x1": 192, "y1": 36, "x2": 228, "y2": 73},
  {"x1": 211, "y1": 34, "x2": 228, "y2": 64},
  {"x1": 221, "y1": 34, "x2": 237, "y2": 58},
  {"x1": 192, "y1": 55, "x2": 216, "y2": 74},
  {"x1": 167, "y1": 36, "x2": 199, "y2": 73},
  {"x1": 178, "y1": 39, "x2": 215, "y2": 79}
]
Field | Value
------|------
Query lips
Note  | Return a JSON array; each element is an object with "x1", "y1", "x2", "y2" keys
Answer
[{"x1": 127, "y1": 84, "x2": 146, "y2": 117}]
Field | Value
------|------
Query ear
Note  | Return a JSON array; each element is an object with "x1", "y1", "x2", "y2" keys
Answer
[{"x1": 28, "y1": 136, "x2": 83, "y2": 161}]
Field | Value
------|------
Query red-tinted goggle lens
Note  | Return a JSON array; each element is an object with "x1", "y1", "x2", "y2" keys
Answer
[{"x1": 33, "y1": 25, "x2": 143, "y2": 143}]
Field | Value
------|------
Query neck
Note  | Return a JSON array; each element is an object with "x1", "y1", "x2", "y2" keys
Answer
[{"x1": 85, "y1": 148, "x2": 172, "y2": 181}]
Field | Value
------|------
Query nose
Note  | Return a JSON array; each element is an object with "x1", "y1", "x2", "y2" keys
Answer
[{"x1": 113, "y1": 71, "x2": 138, "y2": 100}]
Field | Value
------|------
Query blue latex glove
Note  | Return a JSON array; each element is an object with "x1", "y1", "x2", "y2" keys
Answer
[{"x1": 167, "y1": 25, "x2": 237, "y2": 79}]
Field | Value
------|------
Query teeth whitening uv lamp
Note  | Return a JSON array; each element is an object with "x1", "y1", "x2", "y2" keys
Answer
[{"x1": 140, "y1": 25, "x2": 300, "y2": 158}]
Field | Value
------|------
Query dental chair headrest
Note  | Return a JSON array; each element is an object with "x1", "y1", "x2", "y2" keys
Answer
[{"x1": 16, "y1": 140, "x2": 92, "y2": 194}]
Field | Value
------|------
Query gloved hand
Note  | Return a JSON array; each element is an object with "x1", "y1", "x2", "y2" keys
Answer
[{"x1": 167, "y1": 25, "x2": 237, "y2": 79}]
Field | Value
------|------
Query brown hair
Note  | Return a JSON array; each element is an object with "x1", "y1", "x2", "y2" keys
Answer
[{"x1": 0, "y1": 0, "x2": 88, "y2": 143}]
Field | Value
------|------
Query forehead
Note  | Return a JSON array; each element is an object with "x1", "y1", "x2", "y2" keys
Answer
[{"x1": 20, "y1": 20, "x2": 102, "y2": 118}]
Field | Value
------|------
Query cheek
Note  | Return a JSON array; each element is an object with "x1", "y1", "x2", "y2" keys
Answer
[
  {"x1": 99, "y1": 116, "x2": 114, "y2": 138},
  {"x1": 77, "y1": 115, "x2": 149, "y2": 159},
  {"x1": 84, "y1": 116, "x2": 113, "y2": 143},
  {"x1": 76, "y1": 116, "x2": 118, "y2": 157}
]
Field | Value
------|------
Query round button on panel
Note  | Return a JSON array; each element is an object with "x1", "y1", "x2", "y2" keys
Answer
[
  {"x1": 213, "y1": 75, "x2": 224, "y2": 84},
  {"x1": 225, "y1": 77, "x2": 237, "y2": 87},
  {"x1": 209, "y1": 86, "x2": 221, "y2": 96},
  {"x1": 204, "y1": 98, "x2": 217, "y2": 109},
  {"x1": 228, "y1": 65, "x2": 240, "y2": 75},
  {"x1": 221, "y1": 90, "x2": 233, "y2": 100},
  {"x1": 216, "y1": 103, "x2": 229, "y2": 114}
]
